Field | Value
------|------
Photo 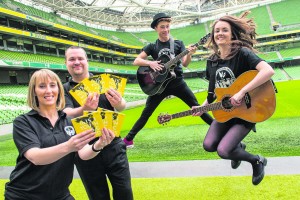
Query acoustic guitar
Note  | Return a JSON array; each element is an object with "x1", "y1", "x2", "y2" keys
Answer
[
  {"x1": 158, "y1": 70, "x2": 276, "y2": 124},
  {"x1": 137, "y1": 34, "x2": 210, "y2": 96}
]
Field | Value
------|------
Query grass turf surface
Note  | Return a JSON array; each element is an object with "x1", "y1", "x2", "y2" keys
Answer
[{"x1": 1, "y1": 175, "x2": 300, "y2": 200}]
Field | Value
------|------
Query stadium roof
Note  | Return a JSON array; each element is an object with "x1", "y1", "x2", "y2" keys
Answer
[{"x1": 30, "y1": 0, "x2": 281, "y2": 30}]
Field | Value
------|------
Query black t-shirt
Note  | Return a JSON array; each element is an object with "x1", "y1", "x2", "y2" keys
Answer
[
  {"x1": 5, "y1": 110, "x2": 75, "y2": 200},
  {"x1": 143, "y1": 38, "x2": 186, "y2": 78},
  {"x1": 205, "y1": 47, "x2": 263, "y2": 127},
  {"x1": 206, "y1": 47, "x2": 263, "y2": 93}
]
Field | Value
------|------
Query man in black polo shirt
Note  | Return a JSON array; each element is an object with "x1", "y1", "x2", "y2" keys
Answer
[{"x1": 63, "y1": 46, "x2": 133, "y2": 200}]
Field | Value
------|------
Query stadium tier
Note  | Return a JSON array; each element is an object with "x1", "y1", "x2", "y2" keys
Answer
[
  {"x1": 1, "y1": 49, "x2": 298, "y2": 72},
  {"x1": 0, "y1": 84, "x2": 29, "y2": 125},
  {"x1": 279, "y1": 47, "x2": 300, "y2": 58},
  {"x1": 1, "y1": 0, "x2": 300, "y2": 47},
  {"x1": 0, "y1": 50, "x2": 137, "y2": 72},
  {"x1": 270, "y1": 0, "x2": 300, "y2": 29},
  {"x1": 283, "y1": 65, "x2": 300, "y2": 79}
]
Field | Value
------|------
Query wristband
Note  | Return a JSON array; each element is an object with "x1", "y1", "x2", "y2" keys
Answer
[{"x1": 92, "y1": 142, "x2": 102, "y2": 152}]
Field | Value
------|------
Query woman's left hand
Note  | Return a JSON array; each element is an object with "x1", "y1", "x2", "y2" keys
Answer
[{"x1": 191, "y1": 106, "x2": 203, "y2": 116}]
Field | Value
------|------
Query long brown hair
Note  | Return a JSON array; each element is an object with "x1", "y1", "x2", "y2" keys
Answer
[{"x1": 207, "y1": 11, "x2": 258, "y2": 60}]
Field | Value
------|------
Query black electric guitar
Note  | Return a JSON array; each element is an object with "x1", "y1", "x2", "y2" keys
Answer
[
  {"x1": 137, "y1": 33, "x2": 211, "y2": 96},
  {"x1": 158, "y1": 70, "x2": 276, "y2": 124}
]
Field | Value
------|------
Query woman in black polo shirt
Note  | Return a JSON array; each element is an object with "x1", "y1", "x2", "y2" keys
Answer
[{"x1": 5, "y1": 69, "x2": 114, "y2": 200}]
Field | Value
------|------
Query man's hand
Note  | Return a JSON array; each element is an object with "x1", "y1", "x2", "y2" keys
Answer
[
  {"x1": 83, "y1": 92, "x2": 99, "y2": 111},
  {"x1": 148, "y1": 60, "x2": 164, "y2": 72},
  {"x1": 93, "y1": 128, "x2": 115, "y2": 150},
  {"x1": 105, "y1": 89, "x2": 122, "y2": 108},
  {"x1": 187, "y1": 45, "x2": 197, "y2": 56}
]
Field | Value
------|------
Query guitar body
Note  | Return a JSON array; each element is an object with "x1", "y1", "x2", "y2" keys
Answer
[
  {"x1": 137, "y1": 54, "x2": 176, "y2": 96},
  {"x1": 213, "y1": 70, "x2": 276, "y2": 123},
  {"x1": 137, "y1": 34, "x2": 212, "y2": 96},
  {"x1": 157, "y1": 70, "x2": 276, "y2": 125}
]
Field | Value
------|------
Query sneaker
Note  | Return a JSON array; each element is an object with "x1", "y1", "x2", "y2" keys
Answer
[
  {"x1": 231, "y1": 142, "x2": 246, "y2": 169},
  {"x1": 123, "y1": 138, "x2": 134, "y2": 149},
  {"x1": 252, "y1": 155, "x2": 267, "y2": 185}
]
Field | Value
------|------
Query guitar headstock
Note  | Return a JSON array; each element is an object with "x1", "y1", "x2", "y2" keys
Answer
[
  {"x1": 157, "y1": 113, "x2": 172, "y2": 125},
  {"x1": 194, "y1": 33, "x2": 211, "y2": 48}
]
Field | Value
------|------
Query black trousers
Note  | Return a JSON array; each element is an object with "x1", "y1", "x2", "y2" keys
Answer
[
  {"x1": 126, "y1": 80, "x2": 213, "y2": 140},
  {"x1": 75, "y1": 138, "x2": 133, "y2": 200}
]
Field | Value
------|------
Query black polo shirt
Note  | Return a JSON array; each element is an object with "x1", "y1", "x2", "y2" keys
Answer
[
  {"x1": 5, "y1": 110, "x2": 76, "y2": 200},
  {"x1": 63, "y1": 79, "x2": 121, "y2": 145}
]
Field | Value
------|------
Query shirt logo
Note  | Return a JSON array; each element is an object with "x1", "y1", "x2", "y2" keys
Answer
[
  {"x1": 64, "y1": 126, "x2": 76, "y2": 136},
  {"x1": 215, "y1": 67, "x2": 236, "y2": 88},
  {"x1": 158, "y1": 48, "x2": 174, "y2": 58}
]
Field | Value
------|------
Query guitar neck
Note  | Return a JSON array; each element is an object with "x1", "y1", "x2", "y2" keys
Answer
[
  {"x1": 170, "y1": 102, "x2": 222, "y2": 120},
  {"x1": 164, "y1": 49, "x2": 190, "y2": 68},
  {"x1": 163, "y1": 33, "x2": 210, "y2": 69}
]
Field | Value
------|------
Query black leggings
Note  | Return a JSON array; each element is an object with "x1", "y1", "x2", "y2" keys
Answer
[
  {"x1": 203, "y1": 119, "x2": 257, "y2": 163},
  {"x1": 126, "y1": 81, "x2": 213, "y2": 140}
]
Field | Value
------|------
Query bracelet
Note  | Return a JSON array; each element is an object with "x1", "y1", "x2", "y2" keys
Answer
[{"x1": 91, "y1": 142, "x2": 102, "y2": 152}]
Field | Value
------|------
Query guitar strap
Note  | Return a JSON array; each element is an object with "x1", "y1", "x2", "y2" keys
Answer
[
  {"x1": 271, "y1": 79, "x2": 278, "y2": 93},
  {"x1": 169, "y1": 37, "x2": 175, "y2": 59}
]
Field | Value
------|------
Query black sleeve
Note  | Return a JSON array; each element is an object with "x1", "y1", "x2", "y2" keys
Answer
[
  {"x1": 241, "y1": 47, "x2": 263, "y2": 70},
  {"x1": 142, "y1": 43, "x2": 154, "y2": 56},
  {"x1": 13, "y1": 116, "x2": 41, "y2": 156},
  {"x1": 205, "y1": 60, "x2": 211, "y2": 81}
]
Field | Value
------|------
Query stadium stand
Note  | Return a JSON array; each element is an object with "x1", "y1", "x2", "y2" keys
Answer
[
  {"x1": 1, "y1": 0, "x2": 144, "y2": 46},
  {"x1": 270, "y1": 0, "x2": 300, "y2": 31},
  {"x1": 279, "y1": 47, "x2": 300, "y2": 58},
  {"x1": 283, "y1": 65, "x2": 300, "y2": 79},
  {"x1": 0, "y1": 84, "x2": 29, "y2": 124},
  {"x1": 0, "y1": 50, "x2": 136, "y2": 71}
]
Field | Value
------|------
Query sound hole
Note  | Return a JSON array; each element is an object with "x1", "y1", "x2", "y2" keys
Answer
[{"x1": 222, "y1": 97, "x2": 233, "y2": 109}]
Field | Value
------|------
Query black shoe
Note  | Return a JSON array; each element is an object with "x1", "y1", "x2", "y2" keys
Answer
[
  {"x1": 231, "y1": 142, "x2": 246, "y2": 169},
  {"x1": 252, "y1": 155, "x2": 268, "y2": 185}
]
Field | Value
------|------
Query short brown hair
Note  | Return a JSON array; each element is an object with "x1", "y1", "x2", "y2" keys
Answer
[
  {"x1": 27, "y1": 69, "x2": 65, "y2": 111},
  {"x1": 65, "y1": 46, "x2": 88, "y2": 60},
  {"x1": 157, "y1": 18, "x2": 172, "y2": 24}
]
